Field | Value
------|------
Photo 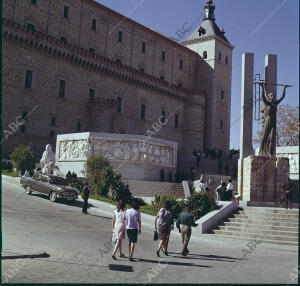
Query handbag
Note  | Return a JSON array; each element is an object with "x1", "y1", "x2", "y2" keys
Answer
[{"x1": 153, "y1": 230, "x2": 158, "y2": 241}]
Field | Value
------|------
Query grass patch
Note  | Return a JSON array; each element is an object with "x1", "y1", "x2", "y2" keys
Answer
[
  {"x1": 2, "y1": 170, "x2": 18, "y2": 177},
  {"x1": 87, "y1": 193, "x2": 159, "y2": 217}
]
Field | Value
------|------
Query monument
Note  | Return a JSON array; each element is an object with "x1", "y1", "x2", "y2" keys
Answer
[
  {"x1": 238, "y1": 53, "x2": 292, "y2": 206},
  {"x1": 40, "y1": 144, "x2": 56, "y2": 174},
  {"x1": 55, "y1": 132, "x2": 178, "y2": 181}
]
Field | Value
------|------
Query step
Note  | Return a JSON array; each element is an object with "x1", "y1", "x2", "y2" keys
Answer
[
  {"x1": 239, "y1": 210, "x2": 298, "y2": 219},
  {"x1": 214, "y1": 233, "x2": 298, "y2": 247},
  {"x1": 224, "y1": 222, "x2": 298, "y2": 232},
  {"x1": 228, "y1": 217, "x2": 299, "y2": 227},
  {"x1": 242, "y1": 207, "x2": 299, "y2": 213},
  {"x1": 235, "y1": 214, "x2": 299, "y2": 223},
  {"x1": 218, "y1": 226, "x2": 299, "y2": 237},
  {"x1": 213, "y1": 230, "x2": 298, "y2": 242}
]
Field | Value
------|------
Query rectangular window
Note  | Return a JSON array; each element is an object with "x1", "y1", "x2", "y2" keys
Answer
[
  {"x1": 180, "y1": 59, "x2": 183, "y2": 69},
  {"x1": 22, "y1": 111, "x2": 28, "y2": 120},
  {"x1": 89, "y1": 89, "x2": 95, "y2": 100},
  {"x1": 117, "y1": 97, "x2": 122, "y2": 113},
  {"x1": 89, "y1": 48, "x2": 95, "y2": 55},
  {"x1": 50, "y1": 130, "x2": 55, "y2": 137},
  {"x1": 51, "y1": 117, "x2": 56, "y2": 126},
  {"x1": 220, "y1": 120, "x2": 223, "y2": 129},
  {"x1": 60, "y1": 36, "x2": 67, "y2": 44},
  {"x1": 218, "y1": 52, "x2": 222, "y2": 61},
  {"x1": 221, "y1": 90, "x2": 224, "y2": 99},
  {"x1": 161, "y1": 111, "x2": 166, "y2": 123},
  {"x1": 21, "y1": 125, "x2": 26, "y2": 133},
  {"x1": 160, "y1": 76, "x2": 165, "y2": 81},
  {"x1": 140, "y1": 68, "x2": 144, "y2": 73},
  {"x1": 175, "y1": 114, "x2": 179, "y2": 128},
  {"x1": 116, "y1": 58, "x2": 122, "y2": 64},
  {"x1": 59, "y1": 80, "x2": 66, "y2": 97},
  {"x1": 76, "y1": 122, "x2": 81, "y2": 131},
  {"x1": 141, "y1": 104, "x2": 146, "y2": 120},
  {"x1": 91, "y1": 18, "x2": 97, "y2": 31},
  {"x1": 178, "y1": 83, "x2": 183, "y2": 88},
  {"x1": 31, "y1": 0, "x2": 37, "y2": 5},
  {"x1": 24, "y1": 69, "x2": 33, "y2": 88},
  {"x1": 118, "y1": 31, "x2": 123, "y2": 42},
  {"x1": 63, "y1": 5, "x2": 69, "y2": 19},
  {"x1": 26, "y1": 23, "x2": 35, "y2": 33},
  {"x1": 162, "y1": 51, "x2": 166, "y2": 61},
  {"x1": 142, "y1": 42, "x2": 146, "y2": 53}
]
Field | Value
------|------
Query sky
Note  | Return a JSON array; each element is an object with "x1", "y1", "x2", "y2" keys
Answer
[{"x1": 96, "y1": 0, "x2": 299, "y2": 149}]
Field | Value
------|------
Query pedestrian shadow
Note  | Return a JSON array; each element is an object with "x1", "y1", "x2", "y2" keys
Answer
[
  {"x1": 108, "y1": 264, "x2": 134, "y2": 272},
  {"x1": 136, "y1": 258, "x2": 211, "y2": 268},
  {"x1": 168, "y1": 252, "x2": 242, "y2": 262}
]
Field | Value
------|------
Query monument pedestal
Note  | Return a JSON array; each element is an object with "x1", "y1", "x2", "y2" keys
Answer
[{"x1": 238, "y1": 155, "x2": 289, "y2": 205}]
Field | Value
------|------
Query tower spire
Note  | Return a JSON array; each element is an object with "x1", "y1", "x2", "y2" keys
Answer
[{"x1": 203, "y1": 0, "x2": 215, "y2": 21}]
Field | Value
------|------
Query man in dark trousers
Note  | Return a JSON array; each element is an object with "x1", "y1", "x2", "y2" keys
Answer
[
  {"x1": 82, "y1": 182, "x2": 91, "y2": 214},
  {"x1": 284, "y1": 178, "x2": 293, "y2": 209},
  {"x1": 176, "y1": 207, "x2": 198, "y2": 256}
]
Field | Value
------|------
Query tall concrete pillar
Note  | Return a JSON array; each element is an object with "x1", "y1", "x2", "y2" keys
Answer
[
  {"x1": 240, "y1": 53, "x2": 254, "y2": 158},
  {"x1": 265, "y1": 54, "x2": 277, "y2": 98},
  {"x1": 265, "y1": 54, "x2": 277, "y2": 155},
  {"x1": 238, "y1": 53, "x2": 254, "y2": 200}
]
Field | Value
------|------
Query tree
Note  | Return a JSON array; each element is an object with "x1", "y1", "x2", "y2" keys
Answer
[
  {"x1": 254, "y1": 104, "x2": 299, "y2": 147},
  {"x1": 10, "y1": 145, "x2": 35, "y2": 173}
]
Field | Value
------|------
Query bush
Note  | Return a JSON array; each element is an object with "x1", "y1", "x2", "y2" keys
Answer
[
  {"x1": 151, "y1": 194, "x2": 184, "y2": 220},
  {"x1": 184, "y1": 189, "x2": 217, "y2": 220},
  {"x1": 2, "y1": 160, "x2": 13, "y2": 171},
  {"x1": 174, "y1": 171, "x2": 188, "y2": 183},
  {"x1": 85, "y1": 153, "x2": 132, "y2": 202},
  {"x1": 69, "y1": 177, "x2": 84, "y2": 192},
  {"x1": 10, "y1": 145, "x2": 35, "y2": 174}
]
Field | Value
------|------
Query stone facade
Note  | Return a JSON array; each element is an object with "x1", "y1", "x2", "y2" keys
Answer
[
  {"x1": 55, "y1": 132, "x2": 177, "y2": 181},
  {"x1": 2, "y1": 0, "x2": 233, "y2": 173},
  {"x1": 239, "y1": 156, "x2": 289, "y2": 203}
]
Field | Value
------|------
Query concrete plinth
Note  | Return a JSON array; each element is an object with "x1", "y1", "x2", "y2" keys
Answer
[{"x1": 238, "y1": 155, "x2": 289, "y2": 203}]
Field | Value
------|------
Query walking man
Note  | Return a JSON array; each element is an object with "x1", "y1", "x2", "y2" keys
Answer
[
  {"x1": 284, "y1": 178, "x2": 293, "y2": 209},
  {"x1": 176, "y1": 207, "x2": 198, "y2": 256},
  {"x1": 82, "y1": 182, "x2": 91, "y2": 214}
]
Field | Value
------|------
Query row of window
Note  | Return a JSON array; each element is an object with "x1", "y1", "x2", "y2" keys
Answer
[
  {"x1": 202, "y1": 51, "x2": 229, "y2": 64},
  {"x1": 24, "y1": 70, "x2": 180, "y2": 128}
]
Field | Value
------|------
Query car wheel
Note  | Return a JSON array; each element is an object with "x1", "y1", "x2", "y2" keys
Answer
[
  {"x1": 25, "y1": 186, "x2": 32, "y2": 195},
  {"x1": 49, "y1": 191, "x2": 57, "y2": 202}
]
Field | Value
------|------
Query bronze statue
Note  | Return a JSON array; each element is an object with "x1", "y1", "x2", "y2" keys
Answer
[{"x1": 258, "y1": 83, "x2": 289, "y2": 156}]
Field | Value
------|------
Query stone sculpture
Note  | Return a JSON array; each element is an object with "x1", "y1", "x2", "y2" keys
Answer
[{"x1": 40, "y1": 144, "x2": 56, "y2": 173}]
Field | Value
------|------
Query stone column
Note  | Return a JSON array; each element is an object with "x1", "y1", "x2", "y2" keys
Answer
[
  {"x1": 265, "y1": 54, "x2": 277, "y2": 156},
  {"x1": 238, "y1": 53, "x2": 254, "y2": 199}
]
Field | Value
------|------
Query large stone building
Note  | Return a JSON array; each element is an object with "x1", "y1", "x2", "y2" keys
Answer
[{"x1": 2, "y1": 0, "x2": 234, "y2": 173}]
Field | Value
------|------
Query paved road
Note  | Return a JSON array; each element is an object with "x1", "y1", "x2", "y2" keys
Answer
[{"x1": 1, "y1": 175, "x2": 298, "y2": 284}]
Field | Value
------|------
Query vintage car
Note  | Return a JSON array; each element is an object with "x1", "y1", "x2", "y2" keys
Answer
[{"x1": 20, "y1": 172, "x2": 79, "y2": 202}]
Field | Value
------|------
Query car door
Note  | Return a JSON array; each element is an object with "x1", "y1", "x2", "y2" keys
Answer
[
  {"x1": 29, "y1": 173, "x2": 42, "y2": 192},
  {"x1": 38, "y1": 175, "x2": 51, "y2": 195}
]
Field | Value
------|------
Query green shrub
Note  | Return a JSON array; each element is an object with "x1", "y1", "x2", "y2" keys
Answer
[
  {"x1": 85, "y1": 153, "x2": 132, "y2": 202},
  {"x1": 151, "y1": 194, "x2": 184, "y2": 220},
  {"x1": 184, "y1": 189, "x2": 217, "y2": 220},
  {"x1": 69, "y1": 177, "x2": 84, "y2": 192},
  {"x1": 2, "y1": 160, "x2": 13, "y2": 171},
  {"x1": 10, "y1": 145, "x2": 35, "y2": 174}
]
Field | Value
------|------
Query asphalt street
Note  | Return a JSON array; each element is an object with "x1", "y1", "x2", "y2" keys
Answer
[{"x1": 1, "y1": 175, "x2": 298, "y2": 284}]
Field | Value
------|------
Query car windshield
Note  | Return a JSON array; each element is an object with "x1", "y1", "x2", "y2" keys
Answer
[{"x1": 49, "y1": 177, "x2": 67, "y2": 186}]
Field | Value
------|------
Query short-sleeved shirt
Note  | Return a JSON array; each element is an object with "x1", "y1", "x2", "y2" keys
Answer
[
  {"x1": 126, "y1": 208, "x2": 141, "y2": 229},
  {"x1": 158, "y1": 208, "x2": 173, "y2": 225}
]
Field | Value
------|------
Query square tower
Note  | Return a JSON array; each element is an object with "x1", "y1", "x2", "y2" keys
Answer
[{"x1": 182, "y1": 0, "x2": 234, "y2": 151}]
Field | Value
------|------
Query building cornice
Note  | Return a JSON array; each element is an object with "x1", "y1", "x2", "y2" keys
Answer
[
  {"x1": 182, "y1": 35, "x2": 235, "y2": 50},
  {"x1": 2, "y1": 18, "x2": 206, "y2": 101}
]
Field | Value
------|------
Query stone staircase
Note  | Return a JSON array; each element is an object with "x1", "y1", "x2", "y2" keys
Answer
[
  {"x1": 213, "y1": 207, "x2": 299, "y2": 246},
  {"x1": 123, "y1": 180, "x2": 185, "y2": 198}
]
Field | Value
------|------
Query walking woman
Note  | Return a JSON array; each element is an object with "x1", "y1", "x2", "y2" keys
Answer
[
  {"x1": 125, "y1": 200, "x2": 141, "y2": 261},
  {"x1": 112, "y1": 200, "x2": 127, "y2": 260},
  {"x1": 154, "y1": 200, "x2": 174, "y2": 257}
]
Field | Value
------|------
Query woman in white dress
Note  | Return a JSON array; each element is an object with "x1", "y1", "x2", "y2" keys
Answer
[{"x1": 112, "y1": 200, "x2": 127, "y2": 260}]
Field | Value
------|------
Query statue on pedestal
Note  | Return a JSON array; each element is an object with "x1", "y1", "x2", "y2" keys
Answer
[
  {"x1": 259, "y1": 83, "x2": 289, "y2": 156},
  {"x1": 40, "y1": 144, "x2": 56, "y2": 174}
]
